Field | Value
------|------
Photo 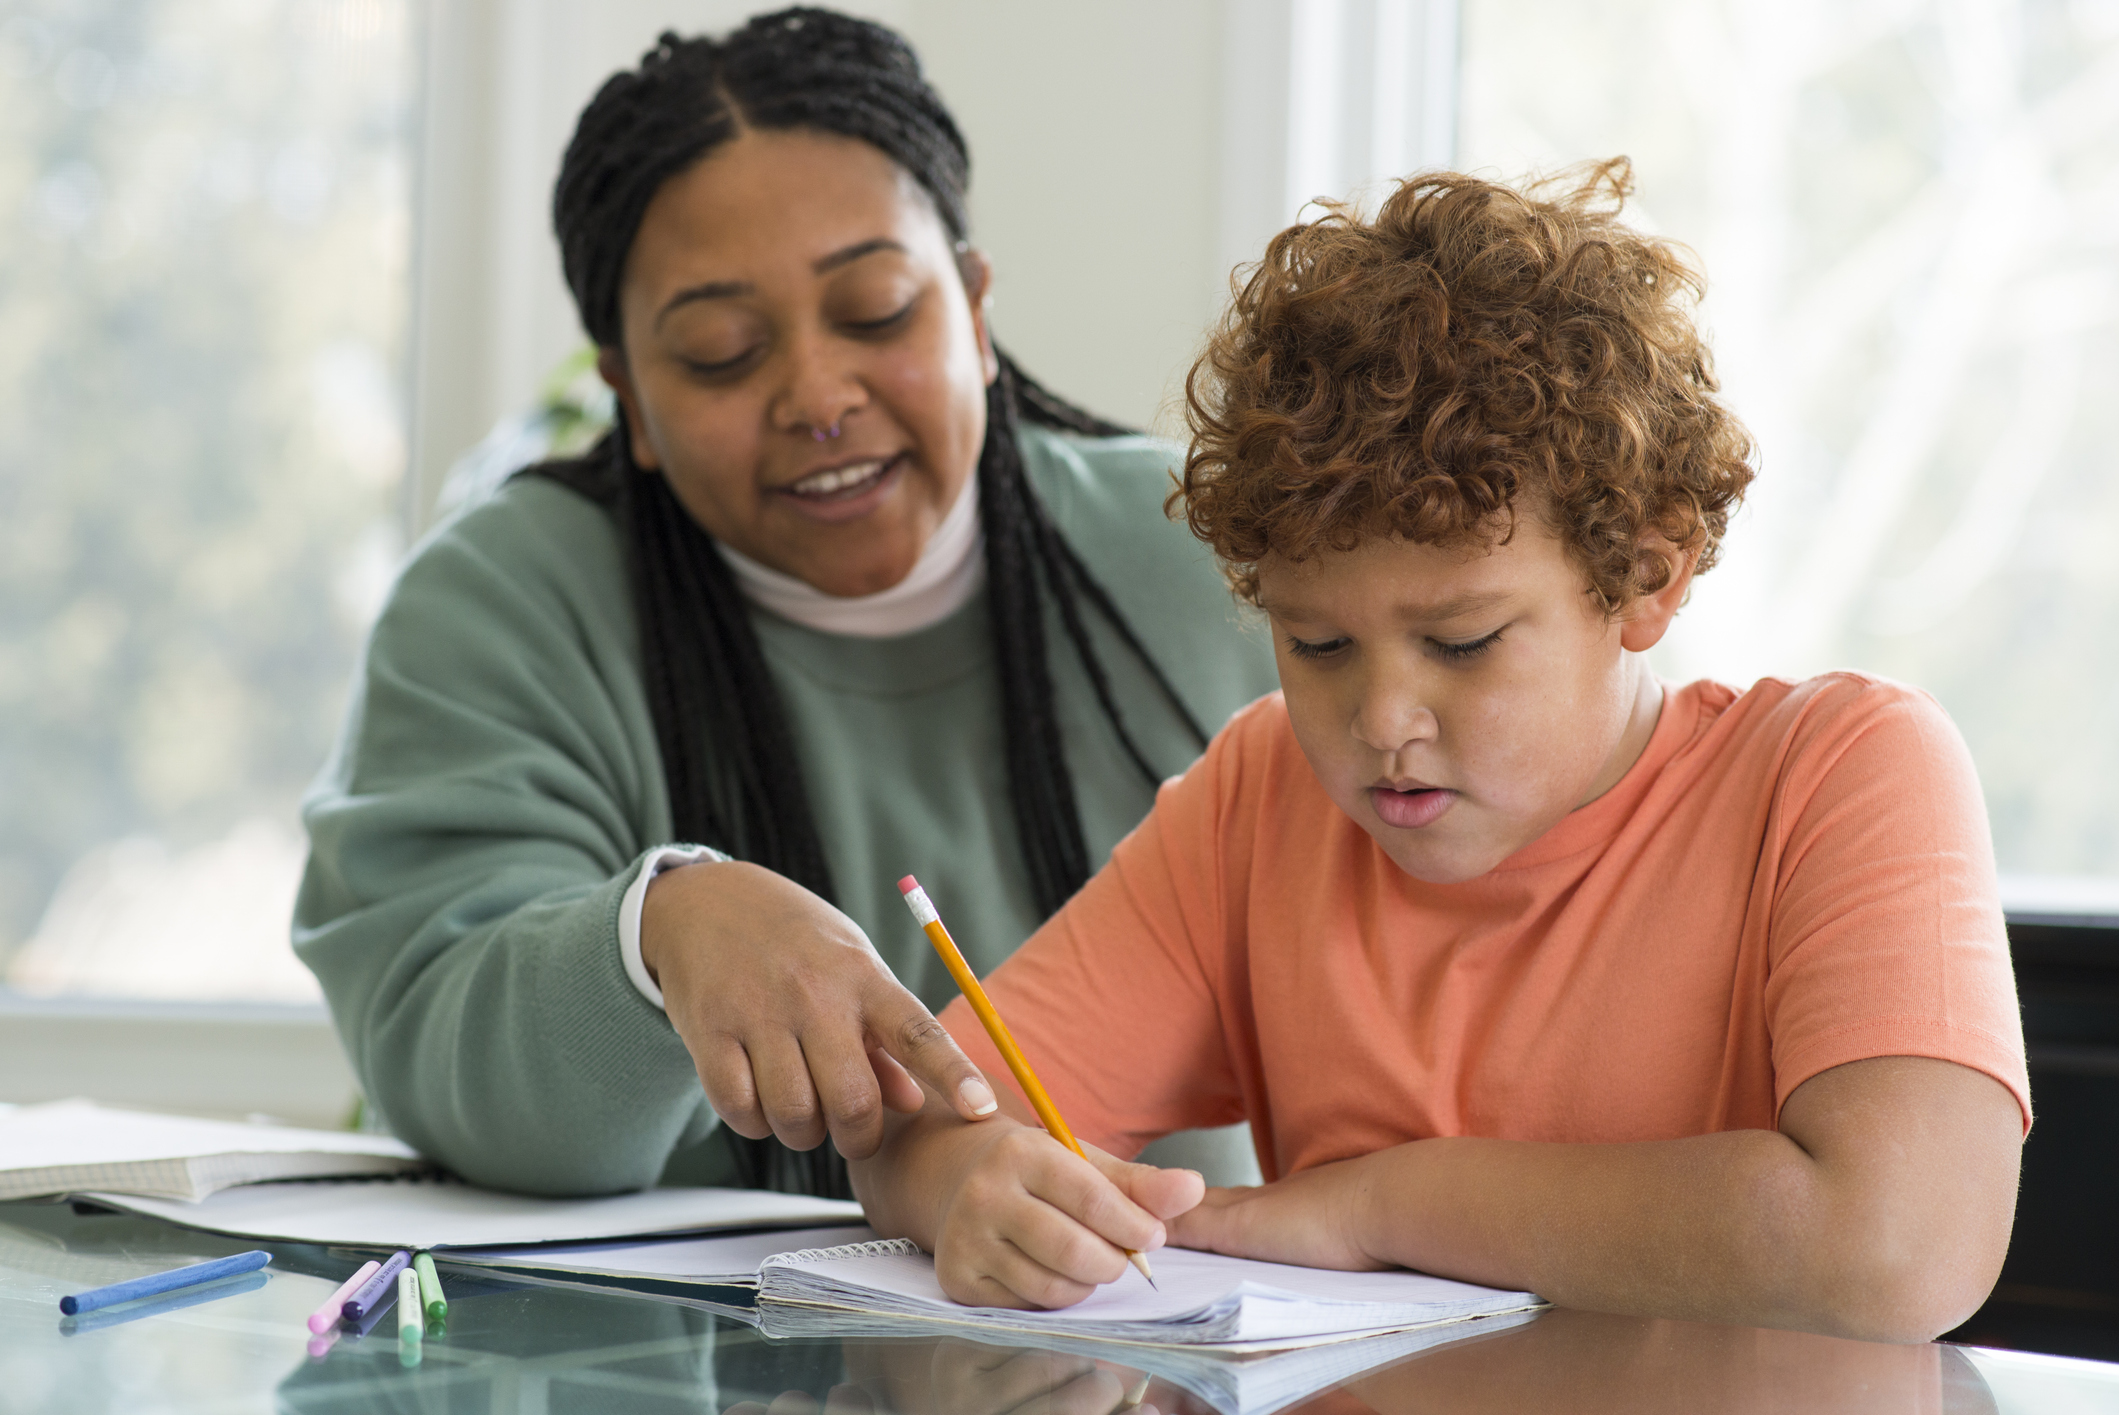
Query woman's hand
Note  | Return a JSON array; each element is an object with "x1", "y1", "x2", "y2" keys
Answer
[
  {"x1": 854, "y1": 1099, "x2": 1204, "y2": 1310},
  {"x1": 641, "y1": 858, "x2": 997, "y2": 1160}
]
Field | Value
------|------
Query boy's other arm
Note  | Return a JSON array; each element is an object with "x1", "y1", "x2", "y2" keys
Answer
[{"x1": 1169, "y1": 1053, "x2": 2021, "y2": 1343}]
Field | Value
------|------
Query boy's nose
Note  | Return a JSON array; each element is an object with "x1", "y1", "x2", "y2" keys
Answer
[{"x1": 1350, "y1": 672, "x2": 1439, "y2": 756}]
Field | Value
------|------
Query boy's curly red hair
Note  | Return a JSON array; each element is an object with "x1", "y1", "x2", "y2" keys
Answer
[{"x1": 1178, "y1": 159, "x2": 1755, "y2": 610}]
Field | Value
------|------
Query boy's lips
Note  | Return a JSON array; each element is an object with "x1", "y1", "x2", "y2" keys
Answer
[{"x1": 1369, "y1": 784, "x2": 1458, "y2": 830}]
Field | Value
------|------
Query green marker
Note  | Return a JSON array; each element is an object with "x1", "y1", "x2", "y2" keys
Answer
[{"x1": 413, "y1": 1251, "x2": 446, "y2": 1327}]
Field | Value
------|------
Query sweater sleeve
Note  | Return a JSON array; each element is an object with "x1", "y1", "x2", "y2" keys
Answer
[{"x1": 294, "y1": 483, "x2": 717, "y2": 1195}]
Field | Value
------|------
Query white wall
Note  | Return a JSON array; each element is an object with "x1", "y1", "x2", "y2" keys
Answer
[{"x1": 407, "y1": 0, "x2": 1456, "y2": 522}]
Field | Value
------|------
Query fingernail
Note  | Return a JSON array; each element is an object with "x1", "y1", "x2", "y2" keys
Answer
[{"x1": 959, "y1": 1076, "x2": 997, "y2": 1116}]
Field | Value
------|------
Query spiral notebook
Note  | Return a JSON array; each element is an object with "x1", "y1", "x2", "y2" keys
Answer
[{"x1": 753, "y1": 1235, "x2": 1543, "y2": 1352}]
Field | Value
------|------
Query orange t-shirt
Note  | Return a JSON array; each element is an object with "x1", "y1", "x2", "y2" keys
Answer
[{"x1": 941, "y1": 675, "x2": 2030, "y2": 1180}]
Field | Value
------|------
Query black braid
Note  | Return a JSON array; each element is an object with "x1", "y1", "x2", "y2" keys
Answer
[{"x1": 538, "y1": 8, "x2": 1208, "y2": 1199}]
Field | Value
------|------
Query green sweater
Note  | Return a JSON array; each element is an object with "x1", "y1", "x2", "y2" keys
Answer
[{"x1": 295, "y1": 426, "x2": 1277, "y2": 1195}]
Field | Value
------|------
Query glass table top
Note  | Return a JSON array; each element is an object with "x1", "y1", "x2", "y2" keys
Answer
[{"x1": 4, "y1": 1200, "x2": 2115, "y2": 1415}]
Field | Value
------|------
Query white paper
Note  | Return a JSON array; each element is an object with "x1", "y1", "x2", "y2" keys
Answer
[
  {"x1": 758, "y1": 1241, "x2": 1541, "y2": 1349},
  {"x1": 84, "y1": 1177, "x2": 864, "y2": 1249}
]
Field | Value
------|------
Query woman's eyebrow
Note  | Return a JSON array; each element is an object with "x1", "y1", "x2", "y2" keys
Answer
[
  {"x1": 813, "y1": 236, "x2": 905, "y2": 273},
  {"x1": 656, "y1": 280, "x2": 751, "y2": 328},
  {"x1": 654, "y1": 239, "x2": 910, "y2": 329}
]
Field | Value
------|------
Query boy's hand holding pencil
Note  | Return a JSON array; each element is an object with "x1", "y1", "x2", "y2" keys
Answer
[{"x1": 874, "y1": 877, "x2": 1205, "y2": 1310}]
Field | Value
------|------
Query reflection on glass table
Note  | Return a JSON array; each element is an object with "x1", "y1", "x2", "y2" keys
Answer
[{"x1": 4, "y1": 1201, "x2": 2116, "y2": 1415}]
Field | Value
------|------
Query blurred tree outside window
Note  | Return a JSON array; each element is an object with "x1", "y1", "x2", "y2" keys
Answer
[
  {"x1": 0, "y1": 0, "x2": 415, "y2": 1002},
  {"x1": 1461, "y1": 0, "x2": 2119, "y2": 897}
]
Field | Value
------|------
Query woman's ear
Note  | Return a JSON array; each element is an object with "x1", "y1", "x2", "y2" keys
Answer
[
  {"x1": 956, "y1": 246, "x2": 1000, "y2": 386},
  {"x1": 597, "y1": 346, "x2": 661, "y2": 471},
  {"x1": 1617, "y1": 534, "x2": 1700, "y2": 653}
]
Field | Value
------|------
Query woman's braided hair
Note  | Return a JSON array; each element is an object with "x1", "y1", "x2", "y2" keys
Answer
[{"x1": 537, "y1": 7, "x2": 1206, "y2": 1197}]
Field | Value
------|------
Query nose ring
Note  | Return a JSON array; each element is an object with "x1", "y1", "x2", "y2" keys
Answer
[{"x1": 810, "y1": 422, "x2": 841, "y2": 442}]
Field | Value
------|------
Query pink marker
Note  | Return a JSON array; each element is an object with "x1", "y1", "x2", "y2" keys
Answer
[{"x1": 308, "y1": 1260, "x2": 381, "y2": 1334}]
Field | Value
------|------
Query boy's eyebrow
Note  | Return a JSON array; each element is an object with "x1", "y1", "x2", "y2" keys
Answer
[
  {"x1": 1261, "y1": 589, "x2": 1514, "y2": 623},
  {"x1": 1399, "y1": 590, "x2": 1514, "y2": 622},
  {"x1": 654, "y1": 238, "x2": 908, "y2": 329}
]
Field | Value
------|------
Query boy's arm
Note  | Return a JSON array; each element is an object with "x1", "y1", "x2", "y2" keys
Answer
[{"x1": 1167, "y1": 1053, "x2": 2021, "y2": 1343}]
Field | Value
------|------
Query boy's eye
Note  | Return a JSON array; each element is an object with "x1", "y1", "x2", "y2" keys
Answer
[
  {"x1": 1284, "y1": 635, "x2": 1350, "y2": 661},
  {"x1": 1429, "y1": 627, "x2": 1505, "y2": 662}
]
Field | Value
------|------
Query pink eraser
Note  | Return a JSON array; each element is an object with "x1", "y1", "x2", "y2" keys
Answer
[{"x1": 897, "y1": 875, "x2": 920, "y2": 894}]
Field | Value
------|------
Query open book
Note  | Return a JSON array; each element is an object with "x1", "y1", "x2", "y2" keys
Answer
[
  {"x1": 754, "y1": 1236, "x2": 1542, "y2": 1351},
  {"x1": 0, "y1": 1099, "x2": 422, "y2": 1202}
]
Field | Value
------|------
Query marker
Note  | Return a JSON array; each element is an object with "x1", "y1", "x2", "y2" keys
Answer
[
  {"x1": 59, "y1": 1271, "x2": 268, "y2": 1333},
  {"x1": 58, "y1": 1250, "x2": 272, "y2": 1316},
  {"x1": 397, "y1": 1268, "x2": 422, "y2": 1341},
  {"x1": 413, "y1": 1251, "x2": 446, "y2": 1326},
  {"x1": 341, "y1": 1249, "x2": 410, "y2": 1323},
  {"x1": 308, "y1": 1260, "x2": 380, "y2": 1334}
]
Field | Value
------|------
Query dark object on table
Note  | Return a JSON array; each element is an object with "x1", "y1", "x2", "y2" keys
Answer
[{"x1": 1946, "y1": 912, "x2": 2119, "y2": 1360}]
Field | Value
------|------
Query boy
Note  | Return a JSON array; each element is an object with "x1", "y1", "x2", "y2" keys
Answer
[{"x1": 849, "y1": 162, "x2": 2027, "y2": 1343}]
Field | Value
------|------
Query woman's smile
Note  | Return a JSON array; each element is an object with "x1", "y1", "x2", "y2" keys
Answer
[{"x1": 773, "y1": 452, "x2": 909, "y2": 522}]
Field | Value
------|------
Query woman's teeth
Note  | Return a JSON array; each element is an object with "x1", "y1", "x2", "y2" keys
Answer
[{"x1": 787, "y1": 459, "x2": 889, "y2": 497}]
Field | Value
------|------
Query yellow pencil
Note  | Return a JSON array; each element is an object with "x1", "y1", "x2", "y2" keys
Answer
[{"x1": 898, "y1": 874, "x2": 1157, "y2": 1287}]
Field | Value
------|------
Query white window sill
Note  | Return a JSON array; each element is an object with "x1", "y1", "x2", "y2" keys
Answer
[{"x1": 0, "y1": 993, "x2": 358, "y2": 1130}]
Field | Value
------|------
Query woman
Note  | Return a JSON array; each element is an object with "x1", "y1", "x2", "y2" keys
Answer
[{"x1": 295, "y1": 8, "x2": 1276, "y2": 1197}]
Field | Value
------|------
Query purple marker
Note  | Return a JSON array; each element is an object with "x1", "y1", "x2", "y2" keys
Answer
[{"x1": 340, "y1": 1249, "x2": 410, "y2": 1324}]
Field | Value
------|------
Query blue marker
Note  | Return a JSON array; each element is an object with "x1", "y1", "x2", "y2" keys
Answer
[
  {"x1": 340, "y1": 1249, "x2": 411, "y2": 1324},
  {"x1": 58, "y1": 1251, "x2": 272, "y2": 1316}
]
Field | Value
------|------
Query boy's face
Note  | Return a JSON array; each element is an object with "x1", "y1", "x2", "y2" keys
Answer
[{"x1": 1257, "y1": 518, "x2": 1681, "y2": 884}]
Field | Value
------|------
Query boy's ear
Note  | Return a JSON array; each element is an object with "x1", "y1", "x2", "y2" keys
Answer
[
  {"x1": 1618, "y1": 534, "x2": 1700, "y2": 653},
  {"x1": 597, "y1": 346, "x2": 660, "y2": 471}
]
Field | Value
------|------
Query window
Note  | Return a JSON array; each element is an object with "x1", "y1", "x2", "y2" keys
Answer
[
  {"x1": 1460, "y1": 0, "x2": 2119, "y2": 897},
  {"x1": 0, "y1": 0, "x2": 416, "y2": 1002}
]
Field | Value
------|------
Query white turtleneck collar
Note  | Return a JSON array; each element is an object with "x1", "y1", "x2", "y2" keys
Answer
[{"x1": 714, "y1": 476, "x2": 985, "y2": 637}]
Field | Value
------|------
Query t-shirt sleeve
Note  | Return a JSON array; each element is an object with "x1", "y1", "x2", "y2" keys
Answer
[
  {"x1": 939, "y1": 711, "x2": 1262, "y2": 1159},
  {"x1": 1763, "y1": 681, "x2": 2031, "y2": 1130}
]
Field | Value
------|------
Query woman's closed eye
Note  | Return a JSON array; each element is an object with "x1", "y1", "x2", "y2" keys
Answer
[
  {"x1": 837, "y1": 296, "x2": 919, "y2": 335},
  {"x1": 679, "y1": 345, "x2": 765, "y2": 379}
]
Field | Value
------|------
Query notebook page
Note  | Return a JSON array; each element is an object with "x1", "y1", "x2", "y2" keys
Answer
[{"x1": 759, "y1": 1242, "x2": 1540, "y2": 1347}]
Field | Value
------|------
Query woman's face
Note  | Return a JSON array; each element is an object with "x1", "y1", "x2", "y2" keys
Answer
[{"x1": 603, "y1": 128, "x2": 996, "y2": 596}]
